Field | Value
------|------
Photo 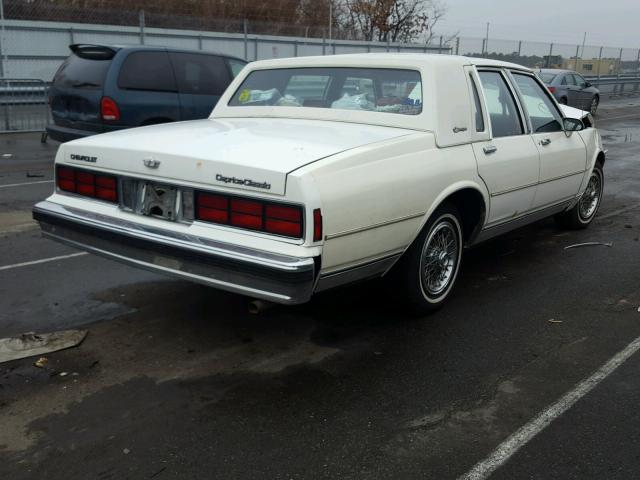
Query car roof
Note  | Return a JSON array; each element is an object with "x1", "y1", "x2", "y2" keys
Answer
[
  {"x1": 69, "y1": 43, "x2": 246, "y2": 62},
  {"x1": 538, "y1": 68, "x2": 573, "y2": 75},
  {"x1": 247, "y1": 53, "x2": 533, "y2": 72}
]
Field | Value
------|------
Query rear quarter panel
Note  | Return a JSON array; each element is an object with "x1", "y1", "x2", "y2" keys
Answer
[{"x1": 294, "y1": 132, "x2": 488, "y2": 273}]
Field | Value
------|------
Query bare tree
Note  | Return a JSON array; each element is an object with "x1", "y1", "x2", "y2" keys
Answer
[{"x1": 340, "y1": 0, "x2": 449, "y2": 43}]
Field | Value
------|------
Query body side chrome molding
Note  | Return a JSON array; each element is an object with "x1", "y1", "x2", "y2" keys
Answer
[
  {"x1": 324, "y1": 212, "x2": 425, "y2": 240},
  {"x1": 472, "y1": 196, "x2": 575, "y2": 245},
  {"x1": 315, "y1": 252, "x2": 402, "y2": 292},
  {"x1": 490, "y1": 169, "x2": 587, "y2": 197}
]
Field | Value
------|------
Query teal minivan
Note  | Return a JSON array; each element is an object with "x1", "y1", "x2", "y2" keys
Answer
[{"x1": 47, "y1": 44, "x2": 246, "y2": 142}]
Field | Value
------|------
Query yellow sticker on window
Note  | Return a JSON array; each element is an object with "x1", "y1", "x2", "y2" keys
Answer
[{"x1": 238, "y1": 89, "x2": 250, "y2": 103}]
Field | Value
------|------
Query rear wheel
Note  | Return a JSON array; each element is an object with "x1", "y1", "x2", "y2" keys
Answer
[
  {"x1": 555, "y1": 164, "x2": 604, "y2": 229},
  {"x1": 395, "y1": 203, "x2": 464, "y2": 314}
]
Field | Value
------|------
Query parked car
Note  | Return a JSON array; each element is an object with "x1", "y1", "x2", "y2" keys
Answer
[
  {"x1": 34, "y1": 54, "x2": 605, "y2": 314},
  {"x1": 46, "y1": 44, "x2": 247, "y2": 142},
  {"x1": 538, "y1": 68, "x2": 600, "y2": 115}
]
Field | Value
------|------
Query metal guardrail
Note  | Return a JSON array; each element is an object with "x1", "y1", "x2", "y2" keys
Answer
[
  {"x1": 585, "y1": 74, "x2": 640, "y2": 96},
  {"x1": 0, "y1": 78, "x2": 49, "y2": 134}
]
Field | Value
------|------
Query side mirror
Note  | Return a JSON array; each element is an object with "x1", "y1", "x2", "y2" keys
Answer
[
  {"x1": 585, "y1": 81, "x2": 592, "y2": 88},
  {"x1": 563, "y1": 117, "x2": 584, "y2": 133}
]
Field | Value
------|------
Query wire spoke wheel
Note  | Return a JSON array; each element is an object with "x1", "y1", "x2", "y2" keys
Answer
[
  {"x1": 420, "y1": 220, "x2": 459, "y2": 297},
  {"x1": 579, "y1": 170, "x2": 602, "y2": 221}
]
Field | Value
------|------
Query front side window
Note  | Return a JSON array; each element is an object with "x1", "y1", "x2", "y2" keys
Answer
[
  {"x1": 228, "y1": 67, "x2": 422, "y2": 115},
  {"x1": 572, "y1": 74, "x2": 587, "y2": 88},
  {"x1": 478, "y1": 71, "x2": 523, "y2": 138},
  {"x1": 118, "y1": 51, "x2": 176, "y2": 92},
  {"x1": 511, "y1": 73, "x2": 563, "y2": 133}
]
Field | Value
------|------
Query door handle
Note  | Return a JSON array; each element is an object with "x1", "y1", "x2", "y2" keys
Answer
[
  {"x1": 483, "y1": 145, "x2": 498, "y2": 154},
  {"x1": 540, "y1": 138, "x2": 552, "y2": 146},
  {"x1": 453, "y1": 126, "x2": 468, "y2": 133}
]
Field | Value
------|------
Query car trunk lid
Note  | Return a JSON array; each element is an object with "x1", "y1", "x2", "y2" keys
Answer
[{"x1": 61, "y1": 117, "x2": 415, "y2": 195}]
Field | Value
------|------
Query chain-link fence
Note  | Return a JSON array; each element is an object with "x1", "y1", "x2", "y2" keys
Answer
[{"x1": 0, "y1": 0, "x2": 638, "y2": 132}]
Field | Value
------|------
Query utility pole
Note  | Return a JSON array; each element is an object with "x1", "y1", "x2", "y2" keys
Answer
[
  {"x1": 328, "y1": 1, "x2": 332, "y2": 41},
  {"x1": 485, "y1": 22, "x2": 490, "y2": 55},
  {"x1": 0, "y1": 0, "x2": 6, "y2": 77},
  {"x1": 580, "y1": 32, "x2": 586, "y2": 58}
]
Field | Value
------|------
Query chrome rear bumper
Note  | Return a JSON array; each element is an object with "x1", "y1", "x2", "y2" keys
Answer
[{"x1": 33, "y1": 201, "x2": 317, "y2": 304}]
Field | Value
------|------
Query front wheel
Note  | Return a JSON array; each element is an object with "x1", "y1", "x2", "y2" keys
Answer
[
  {"x1": 555, "y1": 164, "x2": 604, "y2": 229},
  {"x1": 395, "y1": 203, "x2": 464, "y2": 314}
]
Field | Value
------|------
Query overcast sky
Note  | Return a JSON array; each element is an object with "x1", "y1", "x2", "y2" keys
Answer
[{"x1": 437, "y1": 0, "x2": 639, "y2": 48}]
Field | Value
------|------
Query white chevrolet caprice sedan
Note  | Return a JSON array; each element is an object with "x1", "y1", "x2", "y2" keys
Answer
[{"x1": 34, "y1": 54, "x2": 604, "y2": 313}]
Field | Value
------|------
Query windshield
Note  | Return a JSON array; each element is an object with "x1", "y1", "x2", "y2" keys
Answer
[
  {"x1": 539, "y1": 72, "x2": 557, "y2": 84},
  {"x1": 228, "y1": 67, "x2": 422, "y2": 115}
]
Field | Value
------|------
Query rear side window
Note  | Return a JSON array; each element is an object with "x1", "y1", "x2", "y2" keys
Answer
[
  {"x1": 53, "y1": 54, "x2": 111, "y2": 89},
  {"x1": 118, "y1": 51, "x2": 177, "y2": 92},
  {"x1": 469, "y1": 74, "x2": 485, "y2": 132},
  {"x1": 563, "y1": 74, "x2": 576, "y2": 86},
  {"x1": 478, "y1": 71, "x2": 523, "y2": 138},
  {"x1": 169, "y1": 53, "x2": 229, "y2": 95}
]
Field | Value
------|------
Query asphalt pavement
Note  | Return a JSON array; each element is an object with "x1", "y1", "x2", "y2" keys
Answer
[{"x1": 1, "y1": 98, "x2": 639, "y2": 479}]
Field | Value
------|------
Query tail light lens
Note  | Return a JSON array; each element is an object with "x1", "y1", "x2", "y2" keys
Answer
[
  {"x1": 101, "y1": 96, "x2": 120, "y2": 121},
  {"x1": 56, "y1": 166, "x2": 118, "y2": 203},
  {"x1": 313, "y1": 208, "x2": 323, "y2": 242},
  {"x1": 547, "y1": 86, "x2": 556, "y2": 94},
  {"x1": 195, "y1": 191, "x2": 303, "y2": 239}
]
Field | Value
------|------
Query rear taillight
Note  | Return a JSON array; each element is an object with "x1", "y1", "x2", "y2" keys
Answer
[
  {"x1": 56, "y1": 166, "x2": 118, "y2": 203},
  {"x1": 195, "y1": 191, "x2": 303, "y2": 239},
  {"x1": 313, "y1": 208, "x2": 322, "y2": 242},
  {"x1": 100, "y1": 96, "x2": 120, "y2": 121},
  {"x1": 547, "y1": 86, "x2": 556, "y2": 94}
]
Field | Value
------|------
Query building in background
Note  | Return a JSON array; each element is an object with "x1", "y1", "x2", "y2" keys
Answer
[{"x1": 562, "y1": 58, "x2": 620, "y2": 76}]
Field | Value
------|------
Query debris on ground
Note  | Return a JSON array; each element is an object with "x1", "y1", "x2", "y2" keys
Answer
[
  {"x1": 0, "y1": 330, "x2": 88, "y2": 364},
  {"x1": 123, "y1": 448, "x2": 131, "y2": 455},
  {"x1": 26, "y1": 172, "x2": 44, "y2": 178},
  {"x1": 564, "y1": 242, "x2": 613, "y2": 250},
  {"x1": 34, "y1": 357, "x2": 48, "y2": 368},
  {"x1": 59, "y1": 372, "x2": 69, "y2": 377},
  {"x1": 548, "y1": 318, "x2": 563, "y2": 323}
]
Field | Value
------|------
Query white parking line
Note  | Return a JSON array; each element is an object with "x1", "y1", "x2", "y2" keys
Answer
[
  {"x1": 0, "y1": 252, "x2": 87, "y2": 271},
  {"x1": 0, "y1": 180, "x2": 53, "y2": 189},
  {"x1": 459, "y1": 334, "x2": 640, "y2": 480}
]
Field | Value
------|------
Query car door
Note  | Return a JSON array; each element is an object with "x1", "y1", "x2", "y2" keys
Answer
[
  {"x1": 571, "y1": 74, "x2": 591, "y2": 110},
  {"x1": 509, "y1": 72, "x2": 587, "y2": 209},
  {"x1": 168, "y1": 52, "x2": 232, "y2": 120},
  {"x1": 561, "y1": 73, "x2": 581, "y2": 107},
  {"x1": 472, "y1": 69, "x2": 540, "y2": 225}
]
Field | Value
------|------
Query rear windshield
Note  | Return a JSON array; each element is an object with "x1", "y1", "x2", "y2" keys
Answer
[
  {"x1": 539, "y1": 72, "x2": 557, "y2": 84},
  {"x1": 53, "y1": 54, "x2": 111, "y2": 89},
  {"x1": 228, "y1": 67, "x2": 423, "y2": 115}
]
